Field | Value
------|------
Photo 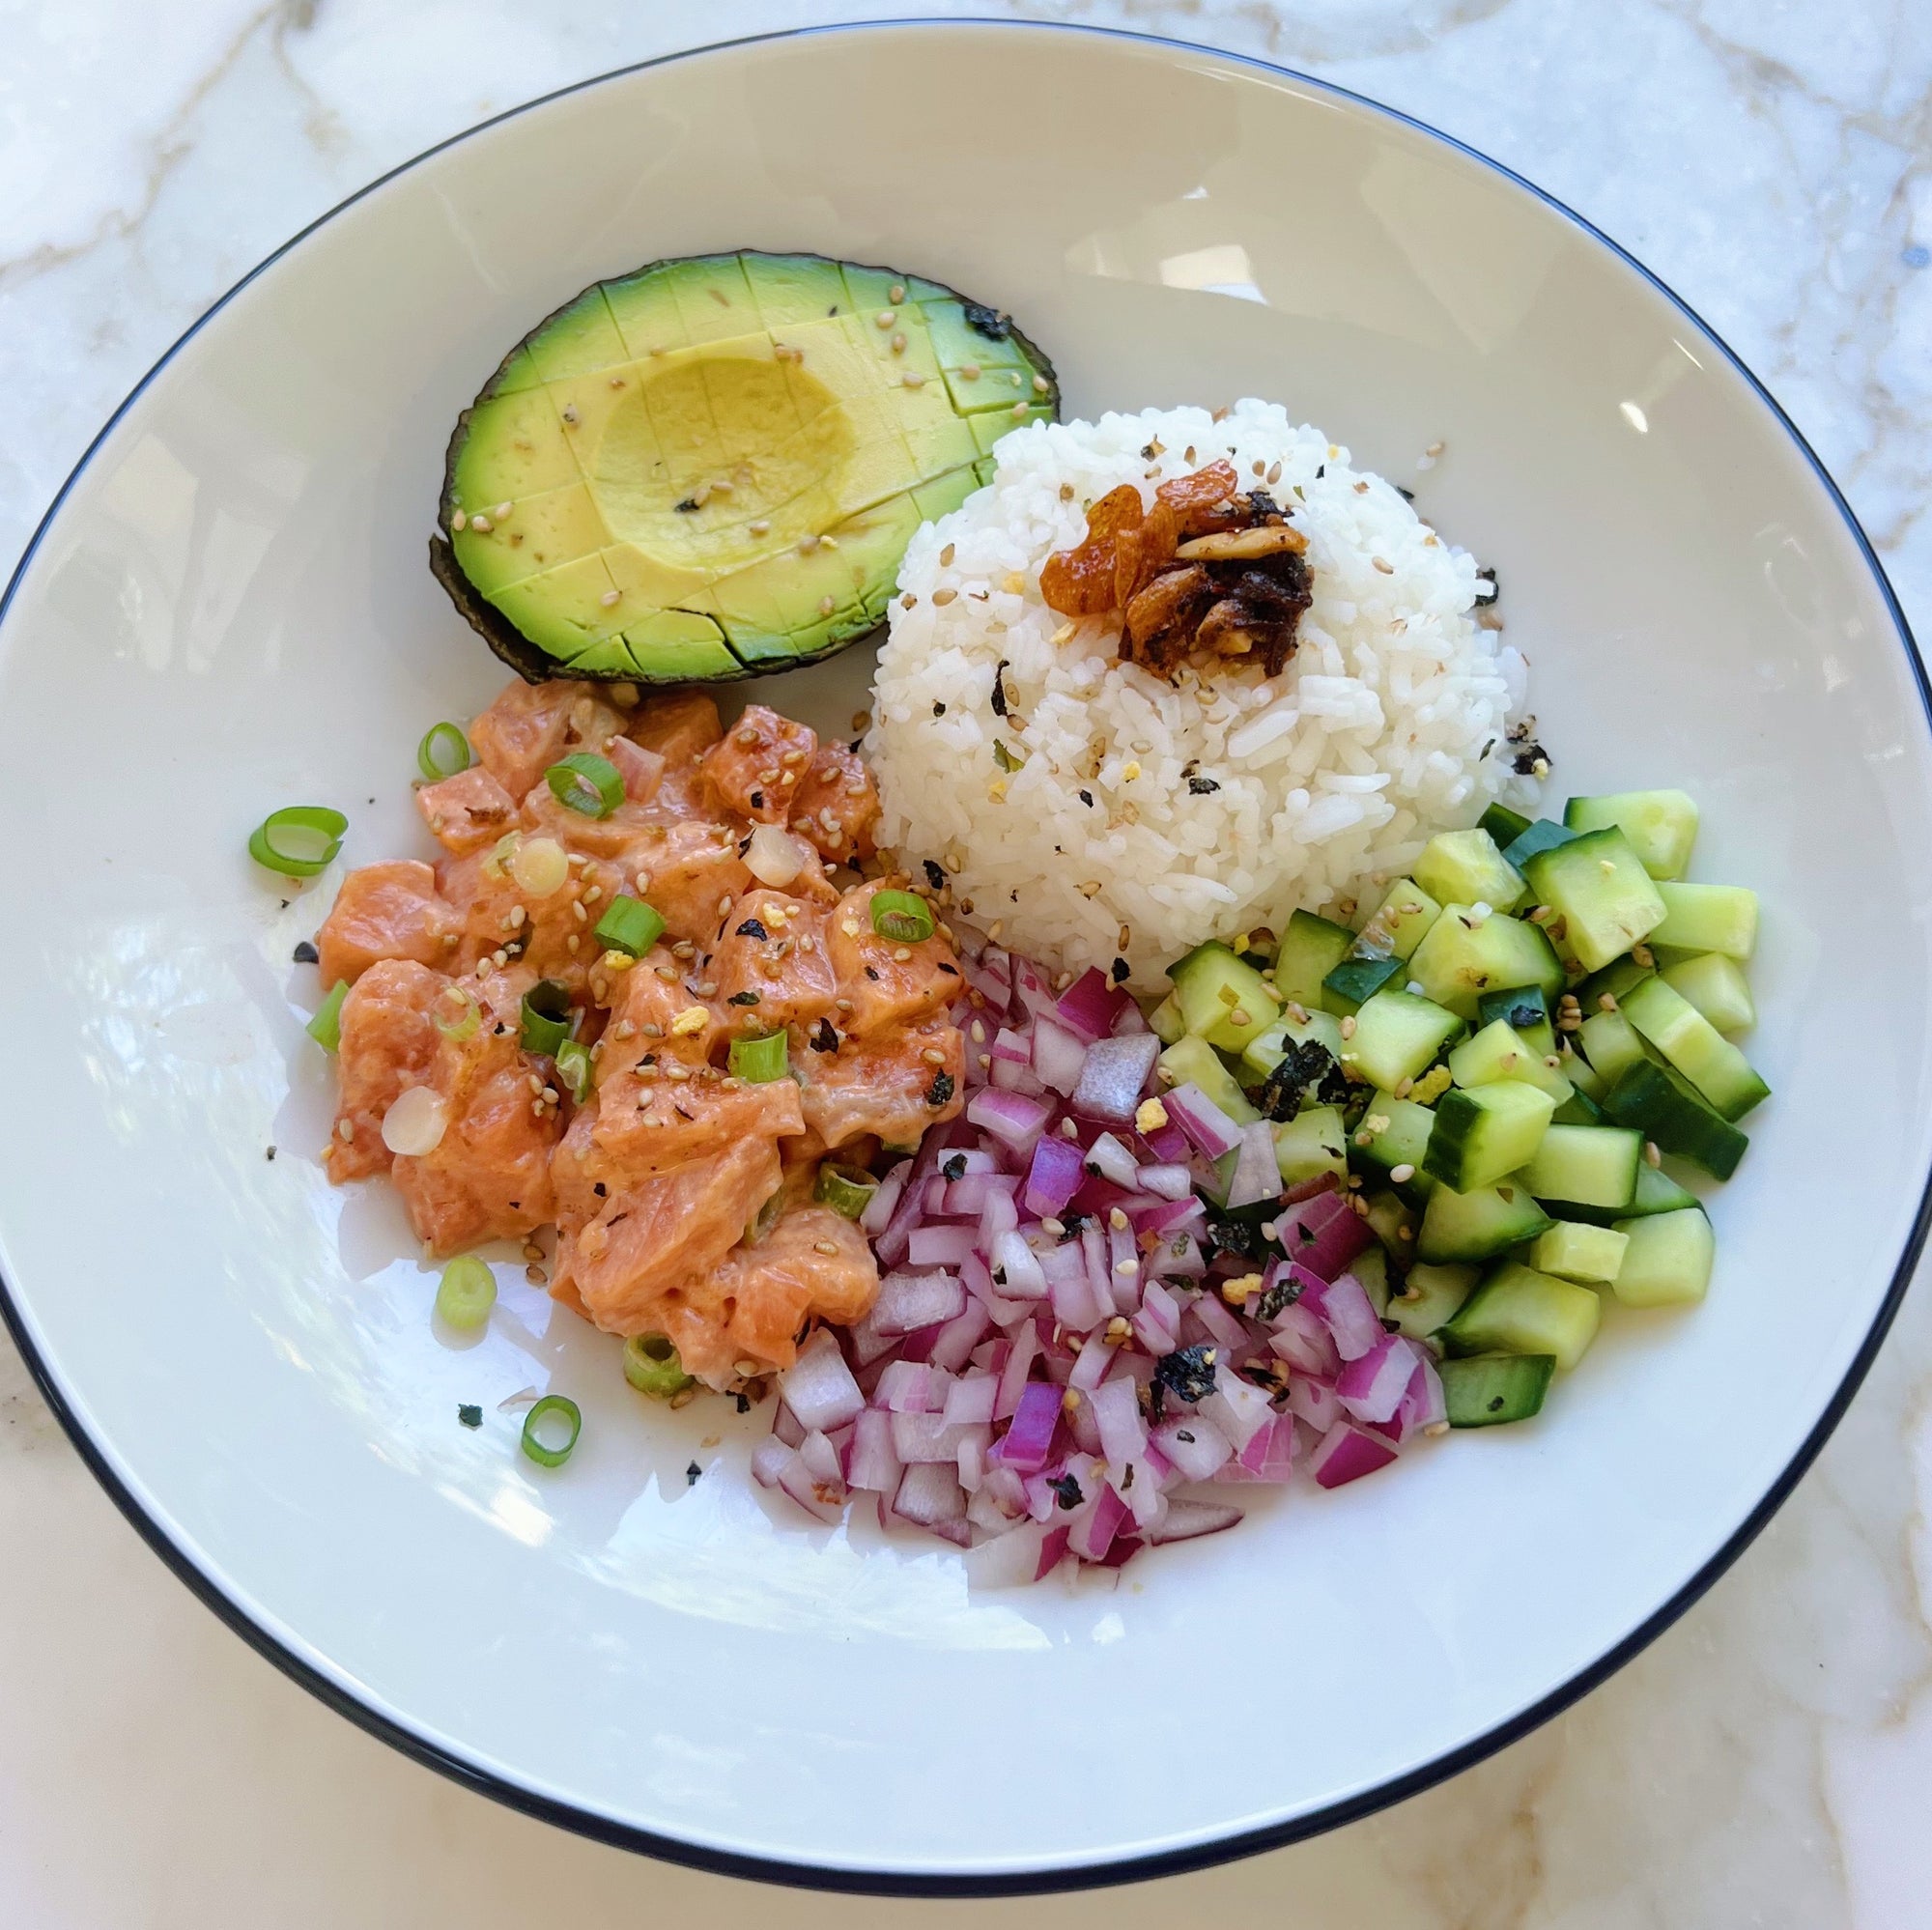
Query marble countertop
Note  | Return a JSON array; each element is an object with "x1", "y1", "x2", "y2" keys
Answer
[{"x1": 3, "y1": 1, "x2": 1927, "y2": 1922}]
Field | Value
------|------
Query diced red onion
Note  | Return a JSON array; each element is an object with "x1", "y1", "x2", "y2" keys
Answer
[
  {"x1": 1164, "y1": 1082, "x2": 1243, "y2": 1158},
  {"x1": 966, "y1": 1086, "x2": 1053, "y2": 1154},
  {"x1": 874, "y1": 1359, "x2": 934, "y2": 1412},
  {"x1": 1201, "y1": 1372, "x2": 1274, "y2": 1451},
  {"x1": 894, "y1": 1462, "x2": 967, "y2": 1527},
  {"x1": 1273, "y1": 1189, "x2": 1374, "y2": 1282},
  {"x1": 1308, "y1": 1420, "x2": 1400, "y2": 1489},
  {"x1": 1031, "y1": 1017, "x2": 1087, "y2": 1095},
  {"x1": 797, "y1": 1429, "x2": 843, "y2": 1487},
  {"x1": 1287, "y1": 1373, "x2": 1342, "y2": 1433},
  {"x1": 1395, "y1": 1351, "x2": 1447, "y2": 1441},
  {"x1": 942, "y1": 1374, "x2": 998, "y2": 1426},
  {"x1": 988, "y1": 1229, "x2": 1048, "y2": 1300},
  {"x1": 1190, "y1": 1288, "x2": 1249, "y2": 1356},
  {"x1": 891, "y1": 1411, "x2": 979, "y2": 1463},
  {"x1": 995, "y1": 1320, "x2": 1039, "y2": 1421},
  {"x1": 1054, "y1": 966, "x2": 1131, "y2": 1044},
  {"x1": 1068, "y1": 1483, "x2": 1130, "y2": 1562},
  {"x1": 1337, "y1": 1333, "x2": 1421, "y2": 1426},
  {"x1": 778, "y1": 1442, "x2": 846, "y2": 1523},
  {"x1": 993, "y1": 1379, "x2": 1062, "y2": 1473},
  {"x1": 1084, "y1": 1132, "x2": 1141, "y2": 1189},
  {"x1": 977, "y1": 1184, "x2": 1019, "y2": 1255},
  {"x1": 1269, "y1": 1302, "x2": 1342, "y2": 1379},
  {"x1": 1072, "y1": 1034, "x2": 1161, "y2": 1122},
  {"x1": 872, "y1": 1269, "x2": 967, "y2": 1335},
  {"x1": 1148, "y1": 1498, "x2": 1243, "y2": 1545},
  {"x1": 1068, "y1": 1334, "x2": 1114, "y2": 1393},
  {"x1": 780, "y1": 1329, "x2": 866, "y2": 1434},
  {"x1": 1216, "y1": 1413, "x2": 1295, "y2": 1483},
  {"x1": 773, "y1": 1402, "x2": 806, "y2": 1449},
  {"x1": 1023, "y1": 1135, "x2": 1085, "y2": 1216},
  {"x1": 1152, "y1": 1417, "x2": 1233, "y2": 1481},
  {"x1": 907, "y1": 1224, "x2": 976, "y2": 1269},
  {"x1": 1137, "y1": 1162, "x2": 1194, "y2": 1201},
  {"x1": 1143, "y1": 1121, "x2": 1192, "y2": 1164},
  {"x1": 1090, "y1": 1376, "x2": 1147, "y2": 1465},
  {"x1": 861, "y1": 1162, "x2": 909, "y2": 1235},
  {"x1": 1296, "y1": 1266, "x2": 1383, "y2": 1362},
  {"x1": 927, "y1": 1301, "x2": 993, "y2": 1372},
  {"x1": 1224, "y1": 1121, "x2": 1282, "y2": 1209},
  {"x1": 1010, "y1": 955, "x2": 1057, "y2": 1022},
  {"x1": 1131, "y1": 1280, "x2": 1181, "y2": 1355},
  {"x1": 751, "y1": 1436, "x2": 794, "y2": 1489},
  {"x1": 1051, "y1": 1257, "x2": 1105, "y2": 1331},
  {"x1": 845, "y1": 1408, "x2": 902, "y2": 1493}
]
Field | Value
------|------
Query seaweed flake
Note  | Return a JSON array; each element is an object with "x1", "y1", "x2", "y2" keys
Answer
[
  {"x1": 1187, "y1": 776, "x2": 1220, "y2": 796},
  {"x1": 686, "y1": 1462, "x2": 703, "y2": 1487},
  {"x1": 943, "y1": 1154, "x2": 968, "y2": 1181},
  {"x1": 749, "y1": 790, "x2": 764, "y2": 811},
  {"x1": 991, "y1": 660, "x2": 1011, "y2": 719},
  {"x1": 1245, "y1": 488, "x2": 1281, "y2": 520},
  {"x1": 1203, "y1": 1213, "x2": 1267, "y2": 1262},
  {"x1": 1079, "y1": 789, "x2": 1094, "y2": 808},
  {"x1": 963, "y1": 301, "x2": 1011, "y2": 341},
  {"x1": 1154, "y1": 1344, "x2": 1218, "y2": 1405},
  {"x1": 810, "y1": 1017, "x2": 839, "y2": 1053},
  {"x1": 1474, "y1": 566, "x2": 1500, "y2": 608},
  {"x1": 1396, "y1": 485, "x2": 1415, "y2": 502},
  {"x1": 1111, "y1": 957, "x2": 1131, "y2": 984},
  {"x1": 1511, "y1": 741, "x2": 1550, "y2": 776},
  {"x1": 926, "y1": 1070, "x2": 956, "y2": 1107},
  {"x1": 457, "y1": 1405, "x2": 482, "y2": 1430},
  {"x1": 735, "y1": 918, "x2": 769, "y2": 941},
  {"x1": 923, "y1": 859, "x2": 948, "y2": 892},
  {"x1": 292, "y1": 940, "x2": 319, "y2": 965},
  {"x1": 1255, "y1": 1274, "x2": 1301, "y2": 1321},
  {"x1": 1047, "y1": 1473, "x2": 1084, "y2": 1510},
  {"x1": 728, "y1": 989, "x2": 761, "y2": 1007},
  {"x1": 933, "y1": 701, "x2": 947, "y2": 717},
  {"x1": 674, "y1": 497, "x2": 700, "y2": 513},
  {"x1": 1256, "y1": 1038, "x2": 1339, "y2": 1121}
]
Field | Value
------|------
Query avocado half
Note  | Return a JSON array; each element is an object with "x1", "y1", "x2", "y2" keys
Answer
[{"x1": 431, "y1": 250, "x2": 1061, "y2": 685}]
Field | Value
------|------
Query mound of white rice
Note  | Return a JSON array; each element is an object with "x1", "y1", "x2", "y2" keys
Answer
[{"x1": 867, "y1": 400, "x2": 1534, "y2": 987}]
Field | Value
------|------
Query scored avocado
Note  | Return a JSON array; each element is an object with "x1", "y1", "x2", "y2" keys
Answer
[{"x1": 431, "y1": 250, "x2": 1060, "y2": 684}]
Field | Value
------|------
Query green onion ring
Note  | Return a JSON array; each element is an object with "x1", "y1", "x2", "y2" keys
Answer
[
  {"x1": 593, "y1": 894, "x2": 666, "y2": 958},
  {"x1": 869, "y1": 888, "x2": 935, "y2": 944},
  {"x1": 435, "y1": 1255, "x2": 497, "y2": 1329},
  {"x1": 622, "y1": 1333, "x2": 694, "y2": 1400},
  {"x1": 520, "y1": 979, "x2": 574, "y2": 1058},
  {"x1": 813, "y1": 1162, "x2": 879, "y2": 1220},
  {"x1": 249, "y1": 805, "x2": 347, "y2": 879},
  {"x1": 416, "y1": 722, "x2": 473, "y2": 782},
  {"x1": 555, "y1": 1037, "x2": 593, "y2": 1104},
  {"x1": 306, "y1": 980, "x2": 350, "y2": 1052},
  {"x1": 431, "y1": 985, "x2": 480, "y2": 1041},
  {"x1": 520, "y1": 1394, "x2": 582, "y2": 1467},
  {"x1": 728, "y1": 1030, "x2": 789, "y2": 1084},
  {"x1": 545, "y1": 753, "x2": 624, "y2": 819}
]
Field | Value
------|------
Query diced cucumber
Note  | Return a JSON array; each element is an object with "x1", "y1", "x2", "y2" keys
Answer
[
  {"x1": 1651, "y1": 882, "x2": 1758, "y2": 961},
  {"x1": 1448, "y1": 1019, "x2": 1574, "y2": 1103},
  {"x1": 1559, "y1": 1039, "x2": 1605, "y2": 1101},
  {"x1": 1603, "y1": 1061, "x2": 1747, "y2": 1179},
  {"x1": 1352, "y1": 877, "x2": 1442, "y2": 961},
  {"x1": 1563, "y1": 788, "x2": 1698, "y2": 880},
  {"x1": 1351, "y1": 1243, "x2": 1393, "y2": 1318},
  {"x1": 1148, "y1": 992, "x2": 1185, "y2": 1045},
  {"x1": 1417, "y1": 1178, "x2": 1552, "y2": 1263},
  {"x1": 1407, "y1": 907, "x2": 1564, "y2": 1020},
  {"x1": 1577, "y1": 1008, "x2": 1648, "y2": 1084},
  {"x1": 1171, "y1": 941, "x2": 1281, "y2": 1051},
  {"x1": 1550, "y1": 1086, "x2": 1606, "y2": 1125},
  {"x1": 1413, "y1": 829, "x2": 1525, "y2": 915},
  {"x1": 1423, "y1": 1083, "x2": 1556, "y2": 1192},
  {"x1": 1386, "y1": 1262, "x2": 1478, "y2": 1340},
  {"x1": 1529, "y1": 1220, "x2": 1628, "y2": 1286},
  {"x1": 1346, "y1": 989, "x2": 1464, "y2": 1091},
  {"x1": 1322, "y1": 953, "x2": 1404, "y2": 1011},
  {"x1": 1520, "y1": 827, "x2": 1666, "y2": 973},
  {"x1": 1157, "y1": 1035, "x2": 1261, "y2": 1125},
  {"x1": 1519, "y1": 1122, "x2": 1642, "y2": 1209},
  {"x1": 1441, "y1": 1260, "x2": 1601, "y2": 1371},
  {"x1": 1362, "y1": 1187, "x2": 1416, "y2": 1255},
  {"x1": 1352, "y1": 1091, "x2": 1439, "y2": 1189},
  {"x1": 1479, "y1": 802, "x2": 1534, "y2": 848},
  {"x1": 1662, "y1": 952, "x2": 1755, "y2": 1034},
  {"x1": 1577, "y1": 954, "x2": 1655, "y2": 1009},
  {"x1": 1272, "y1": 1104, "x2": 1349, "y2": 1189},
  {"x1": 1609, "y1": 1206, "x2": 1715, "y2": 1307},
  {"x1": 1477, "y1": 984, "x2": 1555, "y2": 1057},
  {"x1": 1273, "y1": 909, "x2": 1355, "y2": 1008},
  {"x1": 1619, "y1": 975, "x2": 1769, "y2": 1121},
  {"x1": 1560, "y1": 1158, "x2": 1701, "y2": 1227},
  {"x1": 1500, "y1": 818, "x2": 1577, "y2": 869},
  {"x1": 1241, "y1": 1005, "x2": 1346, "y2": 1079},
  {"x1": 1440, "y1": 1352, "x2": 1556, "y2": 1426}
]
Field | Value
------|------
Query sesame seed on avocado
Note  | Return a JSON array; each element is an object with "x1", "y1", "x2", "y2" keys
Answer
[{"x1": 431, "y1": 250, "x2": 1061, "y2": 686}]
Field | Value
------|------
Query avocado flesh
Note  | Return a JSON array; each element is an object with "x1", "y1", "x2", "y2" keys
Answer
[{"x1": 435, "y1": 250, "x2": 1059, "y2": 684}]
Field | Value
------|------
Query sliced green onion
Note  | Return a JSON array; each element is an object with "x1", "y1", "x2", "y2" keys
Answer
[
  {"x1": 435, "y1": 1256, "x2": 497, "y2": 1329},
  {"x1": 622, "y1": 1333, "x2": 694, "y2": 1401},
  {"x1": 991, "y1": 739, "x2": 1022, "y2": 773},
  {"x1": 249, "y1": 805, "x2": 347, "y2": 879},
  {"x1": 746, "y1": 1186, "x2": 785, "y2": 1247},
  {"x1": 814, "y1": 1162, "x2": 878, "y2": 1220},
  {"x1": 870, "y1": 889, "x2": 935, "y2": 944},
  {"x1": 545, "y1": 753, "x2": 624, "y2": 819},
  {"x1": 594, "y1": 894, "x2": 666, "y2": 957},
  {"x1": 520, "y1": 979, "x2": 574, "y2": 1058},
  {"x1": 416, "y1": 722, "x2": 472, "y2": 782},
  {"x1": 431, "y1": 984, "x2": 480, "y2": 1041},
  {"x1": 555, "y1": 1037, "x2": 593, "y2": 1104},
  {"x1": 728, "y1": 1029, "x2": 789, "y2": 1083},
  {"x1": 307, "y1": 980, "x2": 350, "y2": 1052},
  {"x1": 520, "y1": 1394, "x2": 582, "y2": 1467}
]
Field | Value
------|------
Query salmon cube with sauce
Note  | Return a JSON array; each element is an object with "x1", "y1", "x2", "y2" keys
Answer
[
  {"x1": 468, "y1": 678, "x2": 630, "y2": 803},
  {"x1": 709, "y1": 894, "x2": 837, "y2": 1034},
  {"x1": 416, "y1": 765, "x2": 519, "y2": 856},
  {"x1": 327, "y1": 959, "x2": 446, "y2": 1180},
  {"x1": 700, "y1": 704, "x2": 818, "y2": 825},
  {"x1": 317, "y1": 861, "x2": 461, "y2": 987},
  {"x1": 796, "y1": 1018, "x2": 964, "y2": 1153},
  {"x1": 826, "y1": 880, "x2": 963, "y2": 1036},
  {"x1": 789, "y1": 743, "x2": 881, "y2": 860}
]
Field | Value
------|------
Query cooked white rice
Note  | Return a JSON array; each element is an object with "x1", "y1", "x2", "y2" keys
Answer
[{"x1": 867, "y1": 399, "x2": 1535, "y2": 987}]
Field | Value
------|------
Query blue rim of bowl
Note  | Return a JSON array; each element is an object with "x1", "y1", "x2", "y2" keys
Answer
[{"x1": 0, "y1": 15, "x2": 1924, "y2": 1899}]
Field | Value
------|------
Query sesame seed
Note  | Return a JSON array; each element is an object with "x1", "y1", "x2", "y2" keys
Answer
[
  {"x1": 450, "y1": 509, "x2": 468, "y2": 531},
  {"x1": 1340, "y1": 1014, "x2": 1357, "y2": 1038},
  {"x1": 818, "y1": 595, "x2": 836, "y2": 616},
  {"x1": 1372, "y1": 556, "x2": 1394, "y2": 574},
  {"x1": 959, "y1": 362, "x2": 980, "y2": 381},
  {"x1": 1034, "y1": 374, "x2": 1049, "y2": 393},
  {"x1": 691, "y1": 484, "x2": 711, "y2": 508},
  {"x1": 797, "y1": 533, "x2": 819, "y2": 554},
  {"x1": 1011, "y1": 401, "x2": 1027, "y2": 418},
  {"x1": 890, "y1": 283, "x2": 906, "y2": 303},
  {"x1": 875, "y1": 309, "x2": 895, "y2": 329},
  {"x1": 469, "y1": 514, "x2": 492, "y2": 533},
  {"x1": 1645, "y1": 1141, "x2": 1662, "y2": 1167},
  {"x1": 600, "y1": 588, "x2": 620, "y2": 607},
  {"x1": 902, "y1": 371, "x2": 925, "y2": 388},
  {"x1": 894, "y1": 946, "x2": 912, "y2": 963},
  {"x1": 1062, "y1": 1388, "x2": 1080, "y2": 1413},
  {"x1": 336, "y1": 1118, "x2": 354, "y2": 1142},
  {"x1": 1389, "y1": 1162, "x2": 1416, "y2": 1183},
  {"x1": 922, "y1": 1048, "x2": 946, "y2": 1066},
  {"x1": 1598, "y1": 992, "x2": 1619, "y2": 1012},
  {"x1": 750, "y1": 518, "x2": 771, "y2": 536},
  {"x1": 891, "y1": 332, "x2": 906, "y2": 354},
  {"x1": 561, "y1": 405, "x2": 579, "y2": 424},
  {"x1": 493, "y1": 502, "x2": 511, "y2": 519},
  {"x1": 932, "y1": 587, "x2": 956, "y2": 606}
]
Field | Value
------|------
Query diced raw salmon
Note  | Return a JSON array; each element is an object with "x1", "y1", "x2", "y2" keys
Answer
[
  {"x1": 416, "y1": 765, "x2": 519, "y2": 856},
  {"x1": 627, "y1": 690, "x2": 721, "y2": 766},
  {"x1": 435, "y1": 845, "x2": 627, "y2": 995},
  {"x1": 695, "y1": 1197, "x2": 879, "y2": 1377},
  {"x1": 327, "y1": 959, "x2": 445, "y2": 1180},
  {"x1": 795, "y1": 1018, "x2": 964, "y2": 1152},
  {"x1": 317, "y1": 861, "x2": 460, "y2": 987},
  {"x1": 700, "y1": 704, "x2": 818, "y2": 824},
  {"x1": 468, "y1": 678, "x2": 628, "y2": 802},
  {"x1": 826, "y1": 880, "x2": 963, "y2": 1036},
  {"x1": 789, "y1": 743, "x2": 880, "y2": 860},
  {"x1": 709, "y1": 894, "x2": 836, "y2": 1034},
  {"x1": 620, "y1": 819, "x2": 753, "y2": 943},
  {"x1": 605, "y1": 736, "x2": 665, "y2": 805}
]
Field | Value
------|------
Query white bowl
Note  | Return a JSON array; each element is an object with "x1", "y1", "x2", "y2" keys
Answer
[{"x1": 0, "y1": 19, "x2": 1925, "y2": 1892}]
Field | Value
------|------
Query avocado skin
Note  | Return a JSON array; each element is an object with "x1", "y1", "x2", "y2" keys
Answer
[{"x1": 433, "y1": 251, "x2": 1060, "y2": 687}]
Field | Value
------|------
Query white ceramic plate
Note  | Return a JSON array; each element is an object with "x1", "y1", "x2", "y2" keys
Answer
[{"x1": 1, "y1": 20, "x2": 1925, "y2": 1893}]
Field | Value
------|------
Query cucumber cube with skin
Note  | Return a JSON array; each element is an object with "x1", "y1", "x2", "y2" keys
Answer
[
  {"x1": 1609, "y1": 1206, "x2": 1715, "y2": 1307},
  {"x1": 1561, "y1": 1041, "x2": 1607, "y2": 1101},
  {"x1": 1551, "y1": 1087, "x2": 1606, "y2": 1125},
  {"x1": 1440, "y1": 1352, "x2": 1557, "y2": 1426},
  {"x1": 1272, "y1": 909, "x2": 1354, "y2": 1008},
  {"x1": 1241, "y1": 1006, "x2": 1346, "y2": 1079},
  {"x1": 1577, "y1": 954, "x2": 1655, "y2": 1009},
  {"x1": 1322, "y1": 953, "x2": 1404, "y2": 1011},
  {"x1": 1406, "y1": 906, "x2": 1565, "y2": 1020},
  {"x1": 1413, "y1": 829, "x2": 1526, "y2": 915},
  {"x1": 1518, "y1": 1122, "x2": 1643, "y2": 1209},
  {"x1": 1362, "y1": 1187, "x2": 1416, "y2": 1254},
  {"x1": 1662, "y1": 952, "x2": 1755, "y2": 1034},
  {"x1": 1352, "y1": 1090, "x2": 1439, "y2": 1187},
  {"x1": 1476, "y1": 983, "x2": 1556, "y2": 1057},
  {"x1": 1501, "y1": 819, "x2": 1577, "y2": 869},
  {"x1": 1448, "y1": 1019, "x2": 1575, "y2": 1103},
  {"x1": 1603, "y1": 1060, "x2": 1747, "y2": 1178},
  {"x1": 1352, "y1": 877, "x2": 1442, "y2": 961},
  {"x1": 1559, "y1": 1158, "x2": 1701, "y2": 1227},
  {"x1": 1563, "y1": 789, "x2": 1699, "y2": 880},
  {"x1": 1530, "y1": 1220, "x2": 1629, "y2": 1286},
  {"x1": 1578, "y1": 1008, "x2": 1648, "y2": 1084},
  {"x1": 1520, "y1": 826, "x2": 1666, "y2": 973},
  {"x1": 1619, "y1": 975, "x2": 1769, "y2": 1120},
  {"x1": 1441, "y1": 1260, "x2": 1602, "y2": 1371},
  {"x1": 1148, "y1": 992, "x2": 1185, "y2": 1045},
  {"x1": 1417, "y1": 1177, "x2": 1552, "y2": 1263},
  {"x1": 1650, "y1": 882, "x2": 1758, "y2": 961},
  {"x1": 1170, "y1": 941, "x2": 1280, "y2": 1051},
  {"x1": 1386, "y1": 1262, "x2": 1478, "y2": 1340},
  {"x1": 1351, "y1": 1244, "x2": 1393, "y2": 1318},
  {"x1": 1156, "y1": 1036, "x2": 1260, "y2": 1124},
  {"x1": 1423, "y1": 1082, "x2": 1557, "y2": 1192},
  {"x1": 1346, "y1": 989, "x2": 1465, "y2": 1091},
  {"x1": 1479, "y1": 802, "x2": 1534, "y2": 848},
  {"x1": 1271, "y1": 1104, "x2": 1349, "y2": 1189}
]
